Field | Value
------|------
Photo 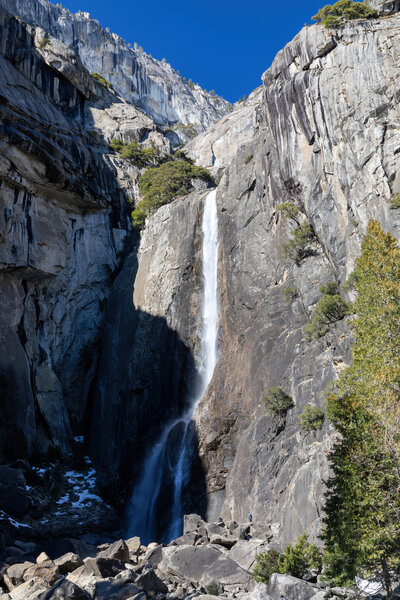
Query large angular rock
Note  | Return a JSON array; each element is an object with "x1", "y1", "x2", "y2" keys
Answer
[
  {"x1": 7, "y1": 579, "x2": 47, "y2": 599},
  {"x1": 92, "y1": 581, "x2": 142, "y2": 599},
  {"x1": 125, "y1": 537, "x2": 141, "y2": 558},
  {"x1": 54, "y1": 552, "x2": 84, "y2": 575},
  {"x1": 159, "y1": 545, "x2": 222, "y2": 583},
  {"x1": 136, "y1": 570, "x2": 168, "y2": 595},
  {"x1": 199, "y1": 555, "x2": 253, "y2": 591},
  {"x1": 266, "y1": 574, "x2": 318, "y2": 600},
  {"x1": 228, "y1": 540, "x2": 268, "y2": 572},
  {"x1": 84, "y1": 557, "x2": 126, "y2": 578},
  {"x1": 23, "y1": 561, "x2": 60, "y2": 587},
  {"x1": 98, "y1": 540, "x2": 129, "y2": 563},
  {"x1": 37, "y1": 579, "x2": 90, "y2": 599},
  {"x1": 183, "y1": 514, "x2": 208, "y2": 537},
  {"x1": 4, "y1": 561, "x2": 34, "y2": 590}
]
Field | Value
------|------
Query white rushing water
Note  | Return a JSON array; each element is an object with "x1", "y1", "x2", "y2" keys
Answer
[{"x1": 126, "y1": 188, "x2": 219, "y2": 543}]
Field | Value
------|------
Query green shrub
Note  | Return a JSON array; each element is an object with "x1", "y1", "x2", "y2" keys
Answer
[
  {"x1": 38, "y1": 37, "x2": 51, "y2": 49},
  {"x1": 245, "y1": 153, "x2": 254, "y2": 164},
  {"x1": 109, "y1": 138, "x2": 166, "y2": 168},
  {"x1": 304, "y1": 282, "x2": 350, "y2": 340},
  {"x1": 205, "y1": 582, "x2": 219, "y2": 596},
  {"x1": 389, "y1": 192, "x2": 400, "y2": 209},
  {"x1": 253, "y1": 549, "x2": 281, "y2": 583},
  {"x1": 298, "y1": 404, "x2": 325, "y2": 431},
  {"x1": 262, "y1": 387, "x2": 294, "y2": 416},
  {"x1": 312, "y1": 0, "x2": 378, "y2": 28},
  {"x1": 282, "y1": 224, "x2": 316, "y2": 265},
  {"x1": 253, "y1": 535, "x2": 321, "y2": 583},
  {"x1": 132, "y1": 160, "x2": 214, "y2": 228},
  {"x1": 277, "y1": 202, "x2": 316, "y2": 265},
  {"x1": 91, "y1": 72, "x2": 113, "y2": 89},
  {"x1": 283, "y1": 285, "x2": 299, "y2": 303}
]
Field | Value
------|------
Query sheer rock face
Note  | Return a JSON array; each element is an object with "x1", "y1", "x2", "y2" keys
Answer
[
  {"x1": 0, "y1": 0, "x2": 230, "y2": 142},
  {"x1": 143, "y1": 14, "x2": 400, "y2": 545},
  {"x1": 190, "y1": 15, "x2": 400, "y2": 545},
  {"x1": 0, "y1": 6, "x2": 148, "y2": 460}
]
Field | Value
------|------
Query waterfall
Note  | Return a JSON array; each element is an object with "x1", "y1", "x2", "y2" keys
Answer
[{"x1": 126, "y1": 188, "x2": 219, "y2": 544}]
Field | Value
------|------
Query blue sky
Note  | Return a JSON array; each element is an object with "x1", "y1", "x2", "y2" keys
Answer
[{"x1": 58, "y1": 0, "x2": 325, "y2": 102}]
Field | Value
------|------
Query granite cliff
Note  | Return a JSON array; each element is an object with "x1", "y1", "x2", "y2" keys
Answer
[{"x1": 1, "y1": 0, "x2": 400, "y2": 562}]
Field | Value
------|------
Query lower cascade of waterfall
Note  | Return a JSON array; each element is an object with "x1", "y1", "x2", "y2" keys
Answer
[{"x1": 126, "y1": 188, "x2": 219, "y2": 544}]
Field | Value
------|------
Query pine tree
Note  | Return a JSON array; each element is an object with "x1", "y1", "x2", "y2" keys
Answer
[{"x1": 323, "y1": 220, "x2": 400, "y2": 595}]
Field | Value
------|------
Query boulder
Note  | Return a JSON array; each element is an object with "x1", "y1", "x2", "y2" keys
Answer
[
  {"x1": 136, "y1": 569, "x2": 168, "y2": 595},
  {"x1": 266, "y1": 574, "x2": 318, "y2": 600},
  {"x1": 158, "y1": 545, "x2": 222, "y2": 583},
  {"x1": 23, "y1": 561, "x2": 60, "y2": 587},
  {"x1": 98, "y1": 539, "x2": 129, "y2": 563},
  {"x1": 199, "y1": 555, "x2": 253, "y2": 591},
  {"x1": 37, "y1": 579, "x2": 91, "y2": 599},
  {"x1": 125, "y1": 537, "x2": 141, "y2": 558},
  {"x1": 4, "y1": 561, "x2": 35, "y2": 590},
  {"x1": 54, "y1": 552, "x2": 84, "y2": 575},
  {"x1": 84, "y1": 557, "x2": 126, "y2": 578},
  {"x1": 228, "y1": 540, "x2": 268, "y2": 571},
  {"x1": 171, "y1": 532, "x2": 199, "y2": 546},
  {"x1": 36, "y1": 552, "x2": 51, "y2": 565},
  {"x1": 142, "y1": 544, "x2": 163, "y2": 569},
  {"x1": 209, "y1": 534, "x2": 237, "y2": 548},
  {"x1": 7, "y1": 579, "x2": 47, "y2": 599},
  {"x1": 183, "y1": 514, "x2": 207, "y2": 537},
  {"x1": 92, "y1": 581, "x2": 142, "y2": 599},
  {"x1": 66, "y1": 565, "x2": 98, "y2": 596}
]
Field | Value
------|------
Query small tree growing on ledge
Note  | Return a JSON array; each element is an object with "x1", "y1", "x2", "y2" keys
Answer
[
  {"x1": 312, "y1": 0, "x2": 378, "y2": 29},
  {"x1": 262, "y1": 387, "x2": 294, "y2": 416}
]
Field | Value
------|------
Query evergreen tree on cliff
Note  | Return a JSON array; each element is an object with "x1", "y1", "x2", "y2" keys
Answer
[{"x1": 323, "y1": 220, "x2": 400, "y2": 595}]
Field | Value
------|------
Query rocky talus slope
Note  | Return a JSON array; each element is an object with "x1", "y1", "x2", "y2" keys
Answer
[
  {"x1": 0, "y1": 0, "x2": 230, "y2": 143},
  {"x1": 0, "y1": 514, "x2": 357, "y2": 600}
]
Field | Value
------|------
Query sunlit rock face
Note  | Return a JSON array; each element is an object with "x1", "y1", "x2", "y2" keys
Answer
[{"x1": 0, "y1": 0, "x2": 230, "y2": 143}]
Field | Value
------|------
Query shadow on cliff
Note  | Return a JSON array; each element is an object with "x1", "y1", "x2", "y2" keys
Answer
[{"x1": 85, "y1": 248, "x2": 207, "y2": 539}]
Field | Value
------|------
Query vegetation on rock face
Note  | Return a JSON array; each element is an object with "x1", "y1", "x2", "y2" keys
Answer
[
  {"x1": 91, "y1": 72, "x2": 113, "y2": 89},
  {"x1": 304, "y1": 282, "x2": 350, "y2": 340},
  {"x1": 109, "y1": 138, "x2": 166, "y2": 167},
  {"x1": 322, "y1": 220, "x2": 400, "y2": 595},
  {"x1": 277, "y1": 202, "x2": 317, "y2": 265},
  {"x1": 262, "y1": 387, "x2": 294, "y2": 416},
  {"x1": 298, "y1": 404, "x2": 325, "y2": 431},
  {"x1": 312, "y1": 0, "x2": 378, "y2": 28},
  {"x1": 38, "y1": 37, "x2": 51, "y2": 49},
  {"x1": 253, "y1": 534, "x2": 321, "y2": 583},
  {"x1": 388, "y1": 192, "x2": 400, "y2": 209},
  {"x1": 283, "y1": 285, "x2": 299, "y2": 303},
  {"x1": 132, "y1": 160, "x2": 214, "y2": 228}
]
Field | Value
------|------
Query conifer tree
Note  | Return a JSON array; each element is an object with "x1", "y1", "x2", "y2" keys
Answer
[{"x1": 323, "y1": 220, "x2": 400, "y2": 595}]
